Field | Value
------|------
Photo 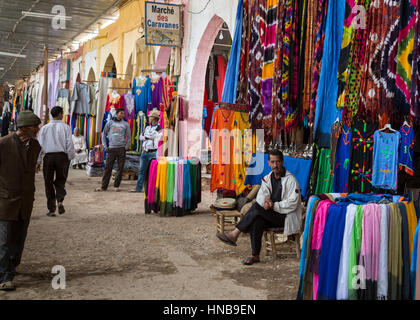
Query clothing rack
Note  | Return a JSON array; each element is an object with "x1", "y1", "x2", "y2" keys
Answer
[
  {"x1": 141, "y1": 69, "x2": 167, "y2": 73},
  {"x1": 219, "y1": 102, "x2": 249, "y2": 113}
]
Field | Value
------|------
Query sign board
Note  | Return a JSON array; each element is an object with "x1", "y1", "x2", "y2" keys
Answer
[{"x1": 145, "y1": 1, "x2": 181, "y2": 47}]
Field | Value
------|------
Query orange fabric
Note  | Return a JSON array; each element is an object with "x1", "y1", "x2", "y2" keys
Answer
[{"x1": 210, "y1": 108, "x2": 235, "y2": 192}]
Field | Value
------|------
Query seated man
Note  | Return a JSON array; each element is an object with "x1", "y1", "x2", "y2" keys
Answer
[
  {"x1": 216, "y1": 149, "x2": 302, "y2": 265},
  {"x1": 71, "y1": 127, "x2": 88, "y2": 169}
]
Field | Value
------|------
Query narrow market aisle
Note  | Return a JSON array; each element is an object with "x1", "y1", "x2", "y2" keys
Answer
[{"x1": 1, "y1": 169, "x2": 299, "y2": 300}]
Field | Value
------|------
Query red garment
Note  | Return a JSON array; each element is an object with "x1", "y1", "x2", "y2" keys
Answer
[
  {"x1": 161, "y1": 76, "x2": 174, "y2": 110},
  {"x1": 105, "y1": 93, "x2": 123, "y2": 112},
  {"x1": 204, "y1": 100, "x2": 215, "y2": 136},
  {"x1": 216, "y1": 56, "x2": 227, "y2": 103}
]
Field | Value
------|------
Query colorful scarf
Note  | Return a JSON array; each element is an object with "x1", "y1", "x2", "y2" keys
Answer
[
  {"x1": 395, "y1": 0, "x2": 417, "y2": 116},
  {"x1": 248, "y1": 0, "x2": 266, "y2": 129},
  {"x1": 309, "y1": 0, "x2": 329, "y2": 126},
  {"x1": 342, "y1": 0, "x2": 371, "y2": 122},
  {"x1": 236, "y1": 0, "x2": 250, "y2": 105},
  {"x1": 272, "y1": 0, "x2": 286, "y2": 136},
  {"x1": 261, "y1": 0, "x2": 279, "y2": 145}
]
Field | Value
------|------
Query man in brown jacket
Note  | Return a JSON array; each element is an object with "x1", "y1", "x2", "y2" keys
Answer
[{"x1": 0, "y1": 110, "x2": 41, "y2": 291}]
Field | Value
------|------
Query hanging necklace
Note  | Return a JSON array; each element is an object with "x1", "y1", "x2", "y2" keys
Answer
[
  {"x1": 239, "y1": 111, "x2": 250, "y2": 124},
  {"x1": 342, "y1": 126, "x2": 351, "y2": 145},
  {"x1": 220, "y1": 109, "x2": 232, "y2": 123}
]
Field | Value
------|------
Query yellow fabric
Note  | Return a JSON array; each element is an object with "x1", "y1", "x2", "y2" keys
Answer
[
  {"x1": 404, "y1": 202, "x2": 418, "y2": 261},
  {"x1": 134, "y1": 37, "x2": 155, "y2": 77},
  {"x1": 232, "y1": 111, "x2": 251, "y2": 195},
  {"x1": 157, "y1": 158, "x2": 168, "y2": 204}
]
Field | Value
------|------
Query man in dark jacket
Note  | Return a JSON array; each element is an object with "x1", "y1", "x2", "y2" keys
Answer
[{"x1": 0, "y1": 110, "x2": 41, "y2": 291}]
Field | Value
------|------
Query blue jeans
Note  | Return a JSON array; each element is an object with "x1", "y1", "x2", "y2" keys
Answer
[
  {"x1": 0, "y1": 219, "x2": 30, "y2": 283},
  {"x1": 136, "y1": 151, "x2": 156, "y2": 191}
]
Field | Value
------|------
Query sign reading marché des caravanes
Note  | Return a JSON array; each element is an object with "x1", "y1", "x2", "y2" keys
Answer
[{"x1": 145, "y1": 1, "x2": 181, "y2": 47}]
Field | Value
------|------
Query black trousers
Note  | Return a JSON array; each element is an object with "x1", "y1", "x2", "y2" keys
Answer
[
  {"x1": 43, "y1": 152, "x2": 70, "y2": 213},
  {"x1": 236, "y1": 202, "x2": 286, "y2": 256},
  {"x1": 101, "y1": 147, "x2": 126, "y2": 190},
  {"x1": 0, "y1": 218, "x2": 30, "y2": 283}
]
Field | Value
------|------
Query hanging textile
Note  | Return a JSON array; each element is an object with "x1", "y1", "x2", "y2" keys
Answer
[
  {"x1": 272, "y1": 0, "x2": 286, "y2": 136},
  {"x1": 333, "y1": 123, "x2": 352, "y2": 193},
  {"x1": 395, "y1": 0, "x2": 418, "y2": 116},
  {"x1": 248, "y1": 0, "x2": 266, "y2": 129},
  {"x1": 309, "y1": 0, "x2": 329, "y2": 127},
  {"x1": 348, "y1": 120, "x2": 378, "y2": 193},
  {"x1": 372, "y1": 130, "x2": 401, "y2": 190},
  {"x1": 399, "y1": 125, "x2": 415, "y2": 175},
  {"x1": 132, "y1": 76, "x2": 152, "y2": 114},
  {"x1": 232, "y1": 111, "x2": 251, "y2": 196},
  {"x1": 210, "y1": 108, "x2": 235, "y2": 192},
  {"x1": 236, "y1": 0, "x2": 250, "y2": 105},
  {"x1": 313, "y1": 0, "x2": 345, "y2": 147},
  {"x1": 150, "y1": 75, "x2": 163, "y2": 111},
  {"x1": 342, "y1": 0, "x2": 371, "y2": 122},
  {"x1": 314, "y1": 148, "x2": 333, "y2": 195},
  {"x1": 260, "y1": 0, "x2": 278, "y2": 142},
  {"x1": 336, "y1": 0, "x2": 357, "y2": 110},
  {"x1": 122, "y1": 92, "x2": 135, "y2": 134},
  {"x1": 299, "y1": 194, "x2": 418, "y2": 300},
  {"x1": 144, "y1": 157, "x2": 201, "y2": 216},
  {"x1": 221, "y1": 0, "x2": 243, "y2": 104}
]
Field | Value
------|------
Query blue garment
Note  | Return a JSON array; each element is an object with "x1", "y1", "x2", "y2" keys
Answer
[
  {"x1": 333, "y1": 124, "x2": 351, "y2": 193},
  {"x1": 220, "y1": 0, "x2": 243, "y2": 103},
  {"x1": 202, "y1": 106, "x2": 207, "y2": 129},
  {"x1": 244, "y1": 153, "x2": 312, "y2": 199},
  {"x1": 410, "y1": 221, "x2": 419, "y2": 299},
  {"x1": 183, "y1": 161, "x2": 191, "y2": 211},
  {"x1": 372, "y1": 130, "x2": 401, "y2": 190},
  {"x1": 132, "y1": 76, "x2": 151, "y2": 114},
  {"x1": 136, "y1": 151, "x2": 156, "y2": 192},
  {"x1": 313, "y1": 0, "x2": 345, "y2": 147},
  {"x1": 317, "y1": 203, "x2": 348, "y2": 300},
  {"x1": 399, "y1": 125, "x2": 415, "y2": 175},
  {"x1": 335, "y1": 193, "x2": 393, "y2": 205},
  {"x1": 208, "y1": 106, "x2": 219, "y2": 142},
  {"x1": 297, "y1": 196, "x2": 319, "y2": 300}
]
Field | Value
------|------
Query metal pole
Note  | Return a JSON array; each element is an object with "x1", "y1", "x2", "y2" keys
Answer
[{"x1": 43, "y1": 45, "x2": 48, "y2": 125}]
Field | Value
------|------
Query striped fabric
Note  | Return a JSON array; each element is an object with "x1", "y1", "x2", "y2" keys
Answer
[
  {"x1": 272, "y1": 0, "x2": 286, "y2": 137},
  {"x1": 309, "y1": 0, "x2": 329, "y2": 126},
  {"x1": 261, "y1": 0, "x2": 278, "y2": 141},
  {"x1": 248, "y1": 0, "x2": 266, "y2": 129},
  {"x1": 236, "y1": 0, "x2": 250, "y2": 105}
]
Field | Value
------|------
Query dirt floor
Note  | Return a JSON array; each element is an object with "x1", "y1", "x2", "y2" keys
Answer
[{"x1": 1, "y1": 168, "x2": 300, "y2": 300}]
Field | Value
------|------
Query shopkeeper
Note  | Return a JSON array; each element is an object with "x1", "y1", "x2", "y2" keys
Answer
[
  {"x1": 130, "y1": 109, "x2": 162, "y2": 193},
  {"x1": 216, "y1": 149, "x2": 302, "y2": 265}
]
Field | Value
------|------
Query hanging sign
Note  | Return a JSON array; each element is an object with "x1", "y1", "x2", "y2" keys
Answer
[{"x1": 145, "y1": 1, "x2": 181, "y2": 47}]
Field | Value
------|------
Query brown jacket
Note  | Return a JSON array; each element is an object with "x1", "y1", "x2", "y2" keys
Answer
[{"x1": 0, "y1": 133, "x2": 41, "y2": 220}]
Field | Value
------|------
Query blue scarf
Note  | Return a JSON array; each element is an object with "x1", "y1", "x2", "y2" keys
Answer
[{"x1": 220, "y1": 0, "x2": 243, "y2": 103}]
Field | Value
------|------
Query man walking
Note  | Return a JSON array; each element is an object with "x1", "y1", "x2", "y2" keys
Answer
[
  {"x1": 130, "y1": 109, "x2": 162, "y2": 193},
  {"x1": 96, "y1": 108, "x2": 131, "y2": 192},
  {"x1": 38, "y1": 106, "x2": 75, "y2": 217},
  {"x1": 0, "y1": 110, "x2": 41, "y2": 290}
]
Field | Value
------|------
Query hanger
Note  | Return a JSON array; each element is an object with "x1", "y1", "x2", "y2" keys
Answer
[
  {"x1": 334, "y1": 116, "x2": 339, "y2": 124},
  {"x1": 379, "y1": 123, "x2": 396, "y2": 132},
  {"x1": 111, "y1": 90, "x2": 119, "y2": 98}
]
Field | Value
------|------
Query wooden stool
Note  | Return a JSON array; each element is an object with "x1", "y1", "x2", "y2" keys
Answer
[
  {"x1": 210, "y1": 207, "x2": 243, "y2": 233},
  {"x1": 263, "y1": 227, "x2": 301, "y2": 259}
]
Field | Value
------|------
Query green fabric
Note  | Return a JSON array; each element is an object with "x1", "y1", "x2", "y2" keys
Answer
[
  {"x1": 315, "y1": 148, "x2": 333, "y2": 195},
  {"x1": 165, "y1": 162, "x2": 175, "y2": 216},
  {"x1": 348, "y1": 205, "x2": 363, "y2": 300},
  {"x1": 388, "y1": 203, "x2": 403, "y2": 300}
]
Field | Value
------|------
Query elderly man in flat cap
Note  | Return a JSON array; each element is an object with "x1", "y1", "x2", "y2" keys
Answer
[{"x1": 0, "y1": 110, "x2": 41, "y2": 291}]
